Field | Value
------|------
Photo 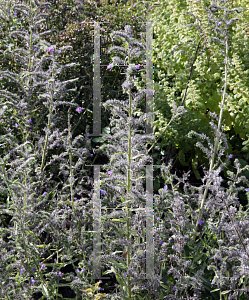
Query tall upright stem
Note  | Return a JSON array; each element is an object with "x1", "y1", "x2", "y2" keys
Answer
[
  {"x1": 126, "y1": 45, "x2": 132, "y2": 299},
  {"x1": 191, "y1": 34, "x2": 229, "y2": 245}
]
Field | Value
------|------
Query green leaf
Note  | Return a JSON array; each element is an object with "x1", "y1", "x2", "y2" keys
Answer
[
  {"x1": 221, "y1": 290, "x2": 231, "y2": 295},
  {"x1": 178, "y1": 149, "x2": 188, "y2": 166},
  {"x1": 108, "y1": 258, "x2": 126, "y2": 270},
  {"x1": 211, "y1": 289, "x2": 220, "y2": 293}
]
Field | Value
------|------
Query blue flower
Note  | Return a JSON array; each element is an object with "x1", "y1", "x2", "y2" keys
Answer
[
  {"x1": 108, "y1": 170, "x2": 113, "y2": 176},
  {"x1": 43, "y1": 192, "x2": 47, "y2": 196},
  {"x1": 245, "y1": 188, "x2": 249, "y2": 192},
  {"x1": 218, "y1": 257, "x2": 221, "y2": 261},
  {"x1": 217, "y1": 22, "x2": 222, "y2": 26},
  {"x1": 28, "y1": 119, "x2": 32, "y2": 123},
  {"x1": 100, "y1": 189, "x2": 106, "y2": 195},
  {"x1": 211, "y1": 279, "x2": 215, "y2": 285},
  {"x1": 20, "y1": 269, "x2": 24, "y2": 275},
  {"x1": 8, "y1": 128, "x2": 11, "y2": 131},
  {"x1": 57, "y1": 143, "x2": 60, "y2": 146},
  {"x1": 229, "y1": 154, "x2": 233, "y2": 158},
  {"x1": 54, "y1": 259, "x2": 57, "y2": 263},
  {"x1": 76, "y1": 107, "x2": 84, "y2": 113},
  {"x1": 14, "y1": 12, "x2": 17, "y2": 16},
  {"x1": 156, "y1": 217, "x2": 160, "y2": 220},
  {"x1": 58, "y1": 271, "x2": 62, "y2": 276},
  {"x1": 199, "y1": 220, "x2": 205, "y2": 225},
  {"x1": 31, "y1": 277, "x2": 36, "y2": 284},
  {"x1": 15, "y1": 123, "x2": 18, "y2": 127},
  {"x1": 164, "y1": 185, "x2": 168, "y2": 190},
  {"x1": 41, "y1": 264, "x2": 45, "y2": 270},
  {"x1": 173, "y1": 286, "x2": 177, "y2": 291}
]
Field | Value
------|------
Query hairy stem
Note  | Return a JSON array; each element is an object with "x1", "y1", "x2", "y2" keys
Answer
[
  {"x1": 126, "y1": 44, "x2": 132, "y2": 299},
  {"x1": 191, "y1": 34, "x2": 229, "y2": 246}
]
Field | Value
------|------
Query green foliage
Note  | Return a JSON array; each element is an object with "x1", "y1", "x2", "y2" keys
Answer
[{"x1": 141, "y1": 0, "x2": 249, "y2": 178}]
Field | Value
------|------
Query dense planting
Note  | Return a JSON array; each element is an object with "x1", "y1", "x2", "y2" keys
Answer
[{"x1": 0, "y1": 0, "x2": 249, "y2": 300}]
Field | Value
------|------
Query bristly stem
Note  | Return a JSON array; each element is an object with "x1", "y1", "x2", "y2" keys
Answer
[
  {"x1": 191, "y1": 33, "x2": 229, "y2": 246},
  {"x1": 126, "y1": 44, "x2": 132, "y2": 299},
  {"x1": 68, "y1": 107, "x2": 74, "y2": 212}
]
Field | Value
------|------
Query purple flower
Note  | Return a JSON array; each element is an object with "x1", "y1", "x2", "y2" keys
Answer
[
  {"x1": 58, "y1": 271, "x2": 62, "y2": 276},
  {"x1": 156, "y1": 217, "x2": 160, "y2": 220},
  {"x1": 90, "y1": 154, "x2": 93, "y2": 157},
  {"x1": 14, "y1": 12, "x2": 17, "y2": 16},
  {"x1": 8, "y1": 128, "x2": 11, "y2": 131},
  {"x1": 34, "y1": 47, "x2": 37, "y2": 51},
  {"x1": 16, "y1": 152, "x2": 19, "y2": 156},
  {"x1": 31, "y1": 277, "x2": 36, "y2": 284},
  {"x1": 145, "y1": 89, "x2": 152, "y2": 95},
  {"x1": 100, "y1": 189, "x2": 106, "y2": 195},
  {"x1": 107, "y1": 63, "x2": 113, "y2": 70},
  {"x1": 169, "y1": 239, "x2": 173, "y2": 242},
  {"x1": 164, "y1": 185, "x2": 168, "y2": 190},
  {"x1": 76, "y1": 107, "x2": 84, "y2": 113},
  {"x1": 77, "y1": 268, "x2": 85, "y2": 273},
  {"x1": 20, "y1": 269, "x2": 24, "y2": 275},
  {"x1": 43, "y1": 192, "x2": 47, "y2": 196},
  {"x1": 133, "y1": 3, "x2": 136, "y2": 7},
  {"x1": 85, "y1": 137, "x2": 87, "y2": 141},
  {"x1": 32, "y1": 267, "x2": 36, "y2": 272},
  {"x1": 136, "y1": 64, "x2": 140, "y2": 69},
  {"x1": 173, "y1": 286, "x2": 177, "y2": 291},
  {"x1": 15, "y1": 123, "x2": 18, "y2": 127},
  {"x1": 41, "y1": 264, "x2": 45, "y2": 270},
  {"x1": 160, "y1": 241, "x2": 164, "y2": 245},
  {"x1": 211, "y1": 279, "x2": 215, "y2": 285},
  {"x1": 28, "y1": 119, "x2": 32, "y2": 123},
  {"x1": 1, "y1": 119, "x2": 4, "y2": 122},
  {"x1": 217, "y1": 22, "x2": 222, "y2": 26},
  {"x1": 74, "y1": 197, "x2": 77, "y2": 200},
  {"x1": 45, "y1": 4, "x2": 48, "y2": 8},
  {"x1": 199, "y1": 220, "x2": 205, "y2": 225},
  {"x1": 124, "y1": 272, "x2": 127, "y2": 277},
  {"x1": 245, "y1": 188, "x2": 249, "y2": 192},
  {"x1": 47, "y1": 48, "x2": 53, "y2": 53},
  {"x1": 166, "y1": 219, "x2": 169, "y2": 222},
  {"x1": 57, "y1": 143, "x2": 60, "y2": 146},
  {"x1": 108, "y1": 170, "x2": 113, "y2": 176},
  {"x1": 218, "y1": 257, "x2": 221, "y2": 261},
  {"x1": 229, "y1": 154, "x2": 233, "y2": 158},
  {"x1": 54, "y1": 259, "x2": 57, "y2": 263}
]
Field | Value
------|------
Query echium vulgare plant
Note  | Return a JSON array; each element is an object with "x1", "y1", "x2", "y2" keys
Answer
[
  {"x1": 151, "y1": 1, "x2": 249, "y2": 299},
  {"x1": 97, "y1": 24, "x2": 164, "y2": 299},
  {"x1": 96, "y1": 22, "x2": 187, "y2": 299},
  {"x1": 0, "y1": 0, "x2": 103, "y2": 299}
]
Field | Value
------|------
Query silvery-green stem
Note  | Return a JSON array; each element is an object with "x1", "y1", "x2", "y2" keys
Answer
[
  {"x1": 191, "y1": 34, "x2": 229, "y2": 245},
  {"x1": 126, "y1": 45, "x2": 132, "y2": 299}
]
